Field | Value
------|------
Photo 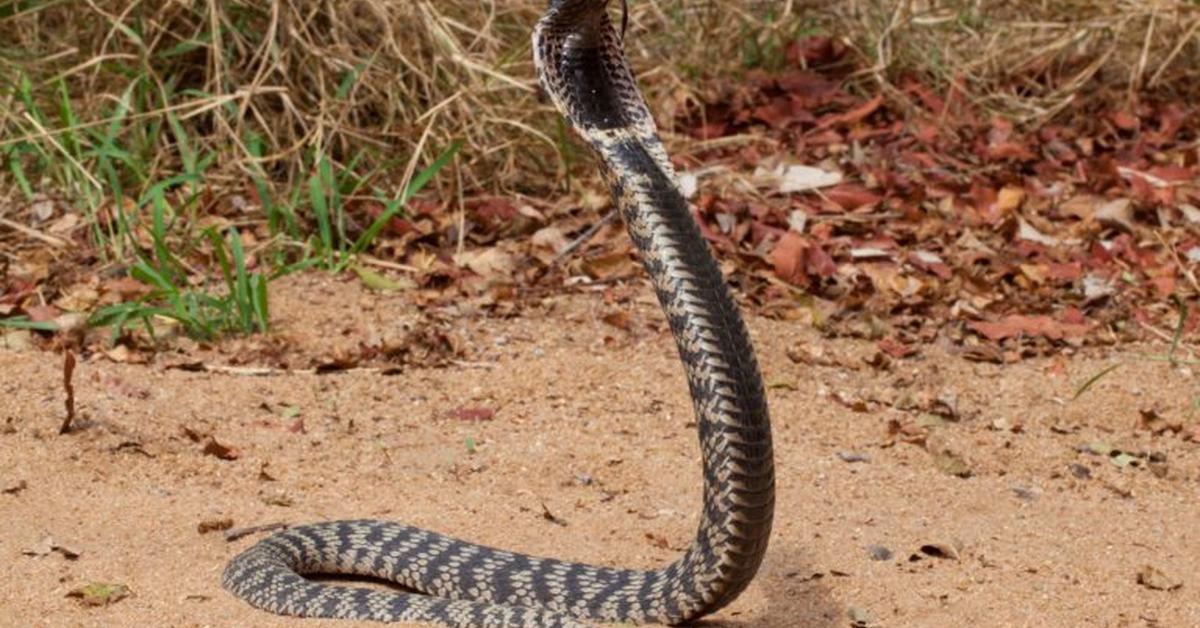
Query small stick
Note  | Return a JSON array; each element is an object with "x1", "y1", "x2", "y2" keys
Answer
[
  {"x1": 58, "y1": 350, "x2": 76, "y2": 435},
  {"x1": 0, "y1": 217, "x2": 70, "y2": 248},
  {"x1": 551, "y1": 209, "x2": 619, "y2": 266},
  {"x1": 224, "y1": 522, "x2": 289, "y2": 543}
]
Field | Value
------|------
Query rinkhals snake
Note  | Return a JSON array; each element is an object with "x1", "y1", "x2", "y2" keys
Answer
[{"x1": 222, "y1": 1, "x2": 775, "y2": 625}]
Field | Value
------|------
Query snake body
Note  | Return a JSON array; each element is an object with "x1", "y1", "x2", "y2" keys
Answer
[{"x1": 221, "y1": 1, "x2": 774, "y2": 625}]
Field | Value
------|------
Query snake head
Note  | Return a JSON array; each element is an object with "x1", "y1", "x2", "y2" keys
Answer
[{"x1": 541, "y1": 0, "x2": 627, "y2": 40}]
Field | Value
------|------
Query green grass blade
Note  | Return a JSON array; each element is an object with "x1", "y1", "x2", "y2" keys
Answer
[
  {"x1": 350, "y1": 140, "x2": 462, "y2": 257},
  {"x1": 308, "y1": 156, "x2": 333, "y2": 266},
  {"x1": 251, "y1": 273, "x2": 269, "y2": 333},
  {"x1": 0, "y1": 316, "x2": 58, "y2": 332}
]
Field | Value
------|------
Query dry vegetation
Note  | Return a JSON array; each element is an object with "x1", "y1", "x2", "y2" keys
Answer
[
  {"x1": 0, "y1": 1, "x2": 1198, "y2": 349},
  {"x1": 833, "y1": 0, "x2": 1200, "y2": 123},
  {"x1": 0, "y1": 0, "x2": 806, "y2": 199},
  {"x1": 2, "y1": 1, "x2": 1196, "y2": 197}
]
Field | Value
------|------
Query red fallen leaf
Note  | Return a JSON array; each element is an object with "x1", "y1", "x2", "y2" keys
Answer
[
  {"x1": 908, "y1": 251, "x2": 952, "y2": 280},
  {"x1": 1149, "y1": 274, "x2": 1177, "y2": 298},
  {"x1": 1060, "y1": 307, "x2": 1088, "y2": 326},
  {"x1": 470, "y1": 197, "x2": 518, "y2": 225},
  {"x1": 775, "y1": 72, "x2": 838, "y2": 105},
  {"x1": 1147, "y1": 165, "x2": 1193, "y2": 184},
  {"x1": 967, "y1": 314, "x2": 1092, "y2": 342},
  {"x1": 407, "y1": 197, "x2": 442, "y2": 217},
  {"x1": 813, "y1": 94, "x2": 884, "y2": 131},
  {"x1": 770, "y1": 232, "x2": 808, "y2": 285},
  {"x1": 1109, "y1": 110, "x2": 1139, "y2": 131},
  {"x1": 1087, "y1": 241, "x2": 1114, "y2": 268},
  {"x1": 102, "y1": 276, "x2": 150, "y2": 299},
  {"x1": 824, "y1": 184, "x2": 881, "y2": 211},
  {"x1": 364, "y1": 202, "x2": 418, "y2": 236},
  {"x1": 985, "y1": 117, "x2": 1036, "y2": 162},
  {"x1": 691, "y1": 122, "x2": 729, "y2": 140},
  {"x1": 448, "y1": 406, "x2": 495, "y2": 422},
  {"x1": 1046, "y1": 262, "x2": 1083, "y2": 282},
  {"x1": 768, "y1": 233, "x2": 835, "y2": 286},
  {"x1": 1127, "y1": 172, "x2": 1163, "y2": 206},
  {"x1": 848, "y1": 120, "x2": 903, "y2": 142},
  {"x1": 202, "y1": 437, "x2": 240, "y2": 461},
  {"x1": 24, "y1": 304, "x2": 61, "y2": 322},
  {"x1": 807, "y1": 244, "x2": 837, "y2": 278},
  {"x1": 986, "y1": 140, "x2": 1036, "y2": 162},
  {"x1": 904, "y1": 79, "x2": 946, "y2": 115},
  {"x1": 692, "y1": 208, "x2": 736, "y2": 251},
  {"x1": 805, "y1": 129, "x2": 845, "y2": 146},
  {"x1": 751, "y1": 98, "x2": 801, "y2": 129},
  {"x1": 1149, "y1": 103, "x2": 1188, "y2": 144},
  {"x1": 911, "y1": 121, "x2": 940, "y2": 144},
  {"x1": 601, "y1": 311, "x2": 632, "y2": 331},
  {"x1": 877, "y1": 338, "x2": 918, "y2": 359}
]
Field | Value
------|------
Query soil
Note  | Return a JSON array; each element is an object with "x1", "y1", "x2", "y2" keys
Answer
[{"x1": 1, "y1": 273, "x2": 1197, "y2": 627}]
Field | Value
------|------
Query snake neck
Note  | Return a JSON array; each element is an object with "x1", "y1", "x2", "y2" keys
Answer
[{"x1": 534, "y1": 4, "x2": 775, "y2": 621}]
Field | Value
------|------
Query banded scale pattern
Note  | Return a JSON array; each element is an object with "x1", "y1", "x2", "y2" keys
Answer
[{"x1": 222, "y1": 1, "x2": 775, "y2": 625}]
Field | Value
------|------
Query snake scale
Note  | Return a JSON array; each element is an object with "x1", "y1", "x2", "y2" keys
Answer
[{"x1": 221, "y1": 1, "x2": 775, "y2": 625}]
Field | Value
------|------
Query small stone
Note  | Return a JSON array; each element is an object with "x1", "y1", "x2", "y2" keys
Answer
[
  {"x1": 866, "y1": 545, "x2": 893, "y2": 561},
  {"x1": 847, "y1": 605, "x2": 874, "y2": 627},
  {"x1": 837, "y1": 451, "x2": 872, "y2": 464}
]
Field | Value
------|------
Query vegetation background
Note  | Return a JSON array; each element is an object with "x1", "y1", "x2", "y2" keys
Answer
[{"x1": 1, "y1": 0, "x2": 1198, "y2": 343}]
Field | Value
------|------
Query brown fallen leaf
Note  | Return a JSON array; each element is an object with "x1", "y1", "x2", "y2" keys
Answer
[
  {"x1": 770, "y1": 232, "x2": 835, "y2": 286},
  {"x1": 1136, "y1": 564, "x2": 1183, "y2": 591},
  {"x1": 918, "y1": 541, "x2": 962, "y2": 560},
  {"x1": 1137, "y1": 408, "x2": 1183, "y2": 436},
  {"x1": 202, "y1": 437, "x2": 240, "y2": 461},
  {"x1": 813, "y1": 94, "x2": 883, "y2": 130},
  {"x1": 453, "y1": 247, "x2": 515, "y2": 280},
  {"x1": 877, "y1": 338, "x2": 918, "y2": 359},
  {"x1": 601, "y1": 311, "x2": 632, "y2": 332},
  {"x1": 644, "y1": 532, "x2": 671, "y2": 550},
  {"x1": 261, "y1": 491, "x2": 294, "y2": 507},
  {"x1": 885, "y1": 419, "x2": 928, "y2": 447},
  {"x1": 832, "y1": 390, "x2": 870, "y2": 413},
  {"x1": 197, "y1": 518, "x2": 235, "y2": 534},
  {"x1": 541, "y1": 502, "x2": 567, "y2": 527},
  {"x1": 968, "y1": 314, "x2": 1090, "y2": 342}
]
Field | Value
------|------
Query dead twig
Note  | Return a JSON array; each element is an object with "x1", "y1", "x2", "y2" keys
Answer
[
  {"x1": 59, "y1": 350, "x2": 76, "y2": 434},
  {"x1": 551, "y1": 209, "x2": 619, "y2": 266},
  {"x1": 224, "y1": 522, "x2": 289, "y2": 543}
]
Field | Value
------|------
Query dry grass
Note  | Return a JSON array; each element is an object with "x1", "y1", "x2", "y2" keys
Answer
[
  {"x1": 0, "y1": 0, "x2": 1196, "y2": 204},
  {"x1": 831, "y1": 0, "x2": 1200, "y2": 123},
  {"x1": 0, "y1": 0, "x2": 804, "y2": 200}
]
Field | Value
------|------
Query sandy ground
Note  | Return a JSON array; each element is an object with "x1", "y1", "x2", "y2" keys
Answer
[{"x1": 1, "y1": 273, "x2": 1198, "y2": 628}]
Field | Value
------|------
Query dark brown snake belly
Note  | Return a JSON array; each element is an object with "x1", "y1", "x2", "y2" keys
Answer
[{"x1": 221, "y1": 1, "x2": 774, "y2": 625}]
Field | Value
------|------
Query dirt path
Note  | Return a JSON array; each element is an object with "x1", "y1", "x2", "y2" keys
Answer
[{"x1": 2, "y1": 274, "x2": 1197, "y2": 627}]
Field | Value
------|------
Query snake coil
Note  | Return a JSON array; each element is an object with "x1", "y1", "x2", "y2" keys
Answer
[{"x1": 222, "y1": 1, "x2": 774, "y2": 625}]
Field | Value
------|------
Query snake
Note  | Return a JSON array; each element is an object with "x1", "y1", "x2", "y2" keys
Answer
[{"x1": 221, "y1": 1, "x2": 775, "y2": 625}]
